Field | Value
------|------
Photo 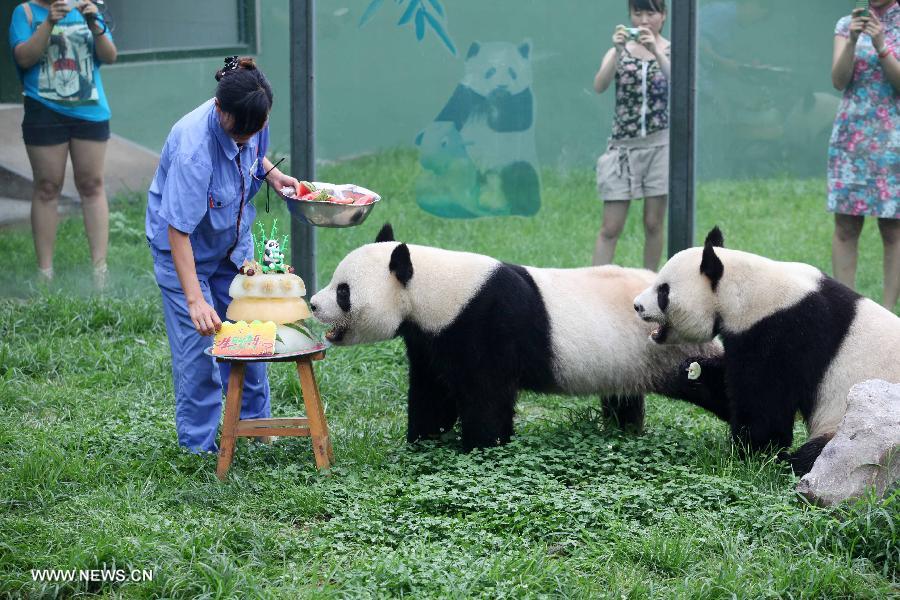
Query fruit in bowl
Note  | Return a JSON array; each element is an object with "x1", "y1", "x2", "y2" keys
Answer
[{"x1": 284, "y1": 183, "x2": 378, "y2": 206}]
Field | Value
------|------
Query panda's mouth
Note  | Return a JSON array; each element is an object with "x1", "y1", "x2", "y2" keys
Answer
[
  {"x1": 325, "y1": 326, "x2": 347, "y2": 343},
  {"x1": 650, "y1": 323, "x2": 669, "y2": 344}
]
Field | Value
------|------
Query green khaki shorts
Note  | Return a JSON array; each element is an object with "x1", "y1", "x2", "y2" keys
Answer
[{"x1": 596, "y1": 129, "x2": 669, "y2": 201}]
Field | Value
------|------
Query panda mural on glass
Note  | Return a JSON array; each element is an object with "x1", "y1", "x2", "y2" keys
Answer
[{"x1": 416, "y1": 41, "x2": 541, "y2": 218}]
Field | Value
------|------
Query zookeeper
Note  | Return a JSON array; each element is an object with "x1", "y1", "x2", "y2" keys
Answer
[{"x1": 144, "y1": 56, "x2": 301, "y2": 453}]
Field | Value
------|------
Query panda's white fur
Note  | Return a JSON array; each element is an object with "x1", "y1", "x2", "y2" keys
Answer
[
  {"x1": 311, "y1": 225, "x2": 728, "y2": 449},
  {"x1": 634, "y1": 227, "x2": 900, "y2": 474}
]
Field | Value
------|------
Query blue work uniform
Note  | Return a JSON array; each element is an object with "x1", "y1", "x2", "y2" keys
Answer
[{"x1": 146, "y1": 98, "x2": 270, "y2": 453}]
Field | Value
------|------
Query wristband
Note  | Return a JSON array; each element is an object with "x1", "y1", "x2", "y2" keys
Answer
[
  {"x1": 878, "y1": 45, "x2": 892, "y2": 60},
  {"x1": 91, "y1": 20, "x2": 109, "y2": 37}
]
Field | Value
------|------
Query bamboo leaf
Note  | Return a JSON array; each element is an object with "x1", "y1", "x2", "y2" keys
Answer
[
  {"x1": 415, "y1": 7, "x2": 426, "y2": 40},
  {"x1": 398, "y1": 0, "x2": 419, "y2": 25},
  {"x1": 422, "y1": 10, "x2": 456, "y2": 55},
  {"x1": 426, "y1": 0, "x2": 445, "y2": 17},
  {"x1": 358, "y1": 0, "x2": 385, "y2": 28}
]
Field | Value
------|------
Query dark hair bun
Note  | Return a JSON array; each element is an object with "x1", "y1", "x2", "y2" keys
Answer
[{"x1": 214, "y1": 56, "x2": 258, "y2": 82}]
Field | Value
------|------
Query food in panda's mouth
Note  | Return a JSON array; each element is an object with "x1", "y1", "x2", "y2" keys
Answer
[
  {"x1": 324, "y1": 325, "x2": 346, "y2": 343},
  {"x1": 212, "y1": 221, "x2": 321, "y2": 356},
  {"x1": 650, "y1": 324, "x2": 668, "y2": 343}
]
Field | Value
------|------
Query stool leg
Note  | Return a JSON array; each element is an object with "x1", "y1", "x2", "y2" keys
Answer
[
  {"x1": 297, "y1": 359, "x2": 333, "y2": 468},
  {"x1": 216, "y1": 362, "x2": 246, "y2": 480}
]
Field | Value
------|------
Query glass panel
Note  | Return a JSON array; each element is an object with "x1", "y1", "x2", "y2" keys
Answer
[
  {"x1": 105, "y1": 0, "x2": 245, "y2": 54},
  {"x1": 315, "y1": 0, "x2": 670, "y2": 227},
  {"x1": 696, "y1": 0, "x2": 845, "y2": 180}
]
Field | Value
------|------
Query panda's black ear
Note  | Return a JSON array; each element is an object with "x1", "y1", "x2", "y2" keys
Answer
[
  {"x1": 389, "y1": 243, "x2": 414, "y2": 287},
  {"x1": 375, "y1": 223, "x2": 395, "y2": 243},
  {"x1": 700, "y1": 240, "x2": 724, "y2": 291},
  {"x1": 467, "y1": 42, "x2": 481, "y2": 59},
  {"x1": 518, "y1": 40, "x2": 532, "y2": 59},
  {"x1": 704, "y1": 226, "x2": 724, "y2": 248}
]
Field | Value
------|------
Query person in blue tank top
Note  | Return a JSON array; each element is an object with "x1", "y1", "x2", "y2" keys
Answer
[
  {"x1": 145, "y1": 57, "x2": 302, "y2": 453},
  {"x1": 8, "y1": 0, "x2": 116, "y2": 288}
]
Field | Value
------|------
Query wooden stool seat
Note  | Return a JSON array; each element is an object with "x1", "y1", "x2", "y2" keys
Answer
[{"x1": 208, "y1": 347, "x2": 333, "y2": 480}]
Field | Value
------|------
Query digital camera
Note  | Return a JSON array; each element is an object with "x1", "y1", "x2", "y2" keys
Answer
[{"x1": 624, "y1": 27, "x2": 641, "y2": 41}]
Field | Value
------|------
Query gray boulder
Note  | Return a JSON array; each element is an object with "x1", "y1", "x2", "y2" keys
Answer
[{"x1": 796, "y1": 379, "x2": 900, "y2": 506}]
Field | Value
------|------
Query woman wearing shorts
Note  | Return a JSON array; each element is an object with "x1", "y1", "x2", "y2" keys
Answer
[
  {"x1": 592, "y1": 0, "x2": 670, "y2": 271},
  {"x1": 8, "y1": 0, "x2": 116, "y2": 287}
]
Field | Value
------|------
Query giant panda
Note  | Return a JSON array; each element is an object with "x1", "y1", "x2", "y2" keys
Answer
[
  {"x1": 633, "y1": 227, "x2": 900, "y2": 475},
  {"x1": 309, "y1": 224, "x2": 729, "y2": 450}
]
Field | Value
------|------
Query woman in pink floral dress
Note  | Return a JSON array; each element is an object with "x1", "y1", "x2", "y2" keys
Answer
[
  {"x1": 828, "y1": 0, "x2": 900, "y2": 310},
  {"x1": 593, "y1": 0, "x2": 670, "y2": 271}
]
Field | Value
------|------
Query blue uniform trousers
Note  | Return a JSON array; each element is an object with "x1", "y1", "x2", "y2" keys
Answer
[{"x1": 153, "y1": 252, "x2": 270, "y2": 452}]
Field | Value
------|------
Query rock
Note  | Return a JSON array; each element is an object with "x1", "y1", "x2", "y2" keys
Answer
[{"x1": 796, "y1": 380, "x2": 900, "y2": 506}]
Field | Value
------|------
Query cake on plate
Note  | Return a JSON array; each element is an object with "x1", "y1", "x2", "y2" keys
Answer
[{"x1": 212, "y1": 222, "x2": 320, "y2": 356}]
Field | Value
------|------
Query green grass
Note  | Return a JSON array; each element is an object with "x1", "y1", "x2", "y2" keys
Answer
[{"x1": 0, "y1": 149, "x2": 897, "y2": 598}]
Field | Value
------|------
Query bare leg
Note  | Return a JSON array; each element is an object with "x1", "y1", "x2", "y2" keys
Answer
[
  {"x1": 642, "y1": 195, "x2": 668, "y2": 271},
  {"x1": 69, "y1": 138, "x2": 109, "y2": 273},
  {"x1": 878, "y1": 218, "x2": 900, "y2": 311},
  {"x1": 25, "y1": 143, "x2": 69, "y2": 274},
  {"x1": 593, "y1": 200, "x2": 630, "y2": 265},
  {"x1": 831, "y1": 214, "x2": 864, "y2": 290}
]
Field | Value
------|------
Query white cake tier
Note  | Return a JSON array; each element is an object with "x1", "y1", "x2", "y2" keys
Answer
[{"x1": 229, "y1": 273, "x2": 307, "y2": 300}]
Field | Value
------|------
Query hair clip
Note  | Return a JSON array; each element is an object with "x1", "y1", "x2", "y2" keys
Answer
[{"x1": 224, "y1": 56, "x2": 240, "y2": 72}]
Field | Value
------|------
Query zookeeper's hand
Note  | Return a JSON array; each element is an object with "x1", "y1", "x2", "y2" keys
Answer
[
  {"x1": 849, "y1": 8, "x2": 869, "y2": 44},
  {"x1": 47, "y1": 0, "x2": 71, "y2": 24},
  {"x1": 865, "y1": 12, "x2": 886, "y2": 52},
  {"x1": 267, "y1": 170, "x2": 301, "y2": 197},
  {"x1": 188, "y1": 298, "x2": 222, "y2": 337},
  {"x1": 638, "y1": 27, "x2": 657, "y2": 54}
]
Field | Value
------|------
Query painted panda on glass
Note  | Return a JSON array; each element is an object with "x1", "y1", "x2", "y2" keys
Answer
[
  {"x1": 634, "y1": 227, "x2": 900, "y2": 475},
  {"x1": 416, "y1": 40, "x2": 541, "y2": 218},
  {"x1": 310, "y1": 224, "x2": 730, "y2": 450}
]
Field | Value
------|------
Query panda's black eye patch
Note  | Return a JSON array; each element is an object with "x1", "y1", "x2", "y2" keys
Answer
[
  {"x1": 657, "y1": 283, "x2": 669, "y2": 312},
  {"x1": 485, "y1": 67, "x2": 496, "y2": 78},
  {"x1": 336, "y1": 283, "x2": 351, "y2": 312}
]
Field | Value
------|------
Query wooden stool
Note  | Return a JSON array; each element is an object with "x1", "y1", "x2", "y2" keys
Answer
[{"x1": 210, "y1": 347, "x2": 333, "y2": 480}]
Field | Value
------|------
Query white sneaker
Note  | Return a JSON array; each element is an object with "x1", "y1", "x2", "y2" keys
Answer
[{"x1": 37, "y1": 267, "x2": 54, "y2": 283}]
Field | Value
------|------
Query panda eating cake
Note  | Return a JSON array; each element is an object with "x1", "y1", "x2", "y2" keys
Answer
[{"x1": 213, "y1": 222, "x2": 320, "y2": 356}]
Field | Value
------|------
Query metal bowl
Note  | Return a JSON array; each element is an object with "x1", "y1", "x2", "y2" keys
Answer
[{"x1": 281, "y1": 182, "x2": 381, "y2": 228}]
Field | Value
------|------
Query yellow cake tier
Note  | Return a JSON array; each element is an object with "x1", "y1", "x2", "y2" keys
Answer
[{"x1": 226, "y1": 297, "x2": 311, "y2": 324}]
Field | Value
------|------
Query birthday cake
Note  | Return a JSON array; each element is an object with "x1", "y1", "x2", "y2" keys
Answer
[{"x1": 212, "y1": 222, "x2": 320, "y2": 356}]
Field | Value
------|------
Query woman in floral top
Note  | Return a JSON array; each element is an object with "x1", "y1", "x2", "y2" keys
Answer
[
  {"x1": 829, "y1": 0, "x2": 900, "y2": 310},
  {"x1": 593, "y1": 0, "x2": 670, "y2": 271}
]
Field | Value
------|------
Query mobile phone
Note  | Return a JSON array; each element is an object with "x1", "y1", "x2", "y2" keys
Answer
[{"x1": 855, "y1": 0, "x2": 869, "y2": 17}]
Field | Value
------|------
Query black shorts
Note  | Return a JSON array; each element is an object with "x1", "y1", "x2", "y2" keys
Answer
[{"x1": 21, "y1": 96, "x2": 110, "y2": 146}]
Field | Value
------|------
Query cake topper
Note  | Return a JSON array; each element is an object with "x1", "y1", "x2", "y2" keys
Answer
[{"x1": 240, "y1": 220, "x2": 294, "y2": 275}]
